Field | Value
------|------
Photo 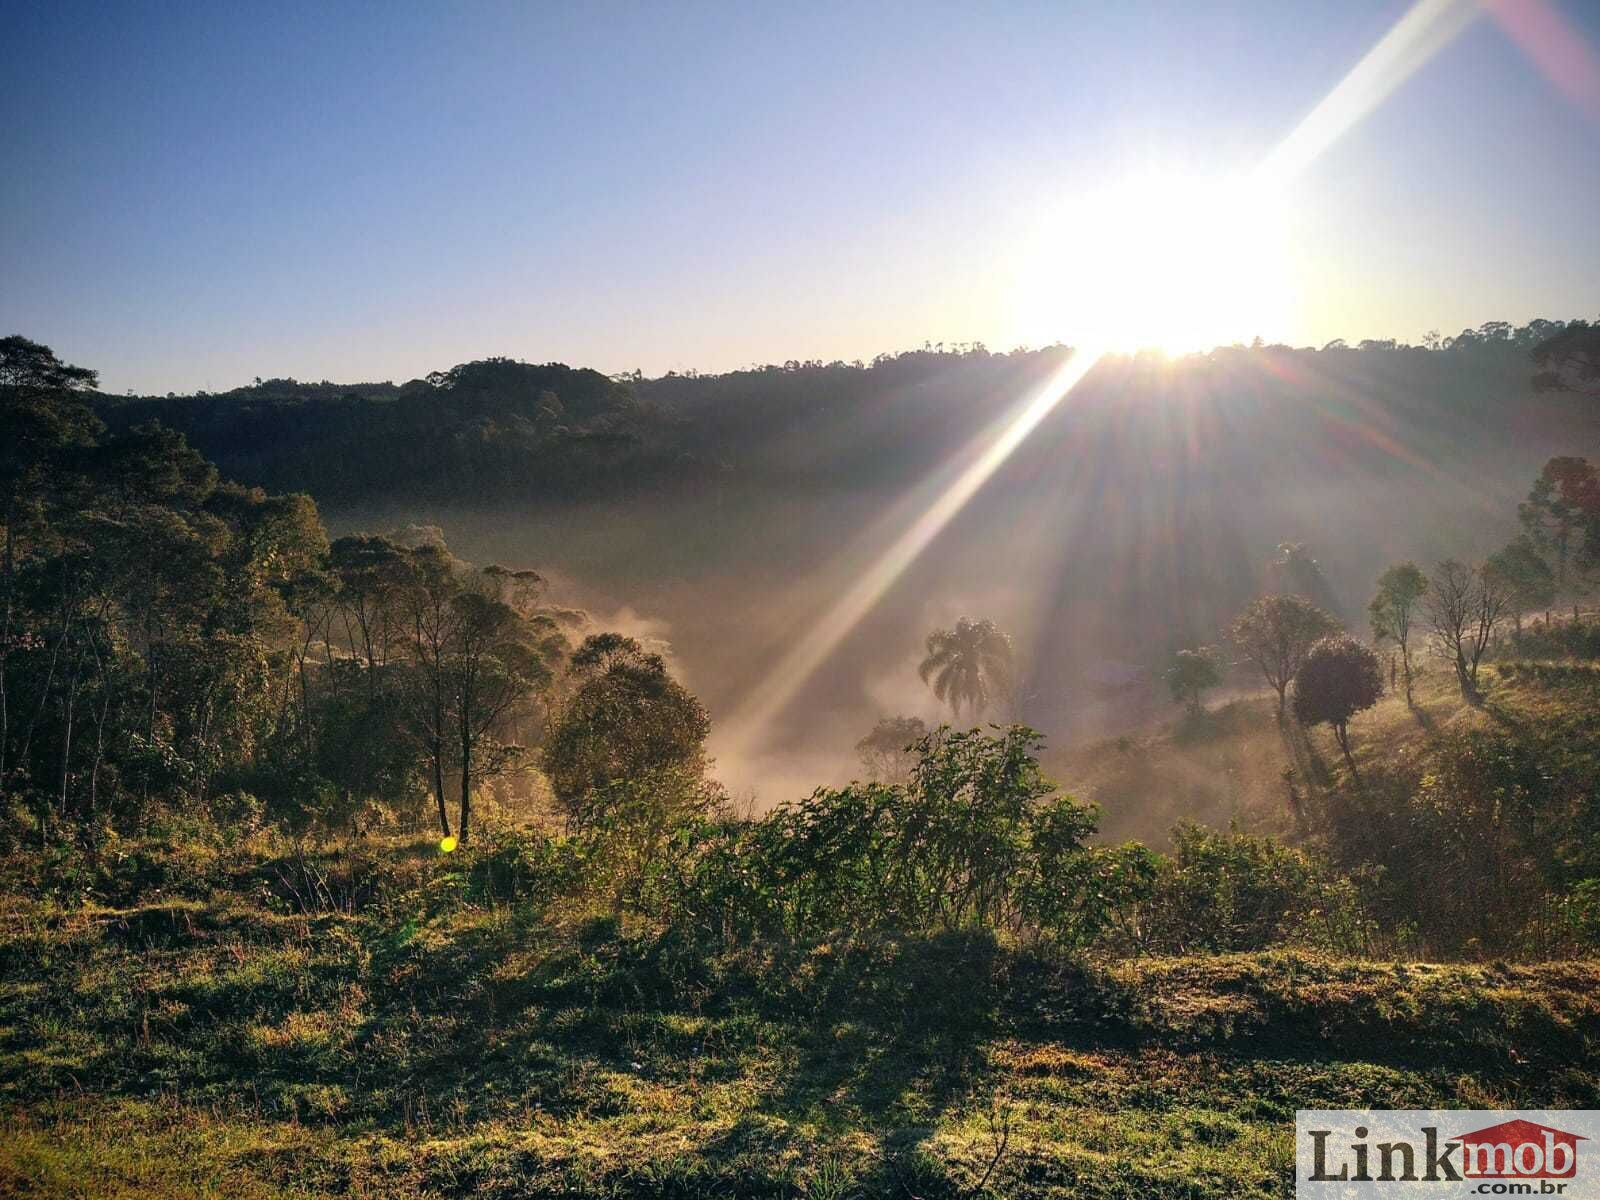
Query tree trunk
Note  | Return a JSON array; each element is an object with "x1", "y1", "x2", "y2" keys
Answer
[
  {"x1": 459, "y1": 737, "x2": 471, "y2": 844},
  {"x1": 0, "y1": 509, "x2": 14, "y2": 785},
  {"x1": 58, "y1": 664, "x2": 80, "y2": 818},
  {"x1": 432, "y1": 739, "x2": 450, "y2": 837}
]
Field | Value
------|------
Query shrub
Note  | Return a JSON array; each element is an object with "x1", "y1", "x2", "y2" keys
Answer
[
  {"x1": 1505, "y1": 618, "x2": 1600, "y2": 661},
  {"x1": 1143, "y1": 823, "x2": 1373, "y2": 953},
  {"x1": 656, "y1": 726, "x2": 1143, "y2": 948},
  {"x1": 466, "y1": 828, "x2": 588, "y2": 908}
]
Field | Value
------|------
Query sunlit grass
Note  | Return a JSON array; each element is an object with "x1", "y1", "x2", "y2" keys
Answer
[{"x1": 3, "y1": 867, "x2": 1598, "y2": 1198}]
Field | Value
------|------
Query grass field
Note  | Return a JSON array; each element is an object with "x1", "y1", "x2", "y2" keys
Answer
[
  {"x1": 6, "y1": 659, "x2": 1600, "y2": 1198},
  {"x1": 3, "y1": 867, "x2": 1598, "y2": 1199}
]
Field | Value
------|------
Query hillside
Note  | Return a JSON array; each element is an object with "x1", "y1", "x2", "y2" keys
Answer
[
  {"x1": 1053, "y1": 624, "x2": 1600, "y2": 850},
  {"x1": 1050, "y1": 663, "x2": 1482, "y2": 844},
  {"x1": 4, "y1": 641, "x2": 1600, "y2": 1197},
  {"x1": 92, "y1": 326, "x2": 1600, "y2": 800},
  {"x1": 4, "y1": 876, "x2": 1597, "y2": 1200}
]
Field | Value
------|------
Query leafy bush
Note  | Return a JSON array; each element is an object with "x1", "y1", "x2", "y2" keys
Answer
[
  {"x1": 651, "y1": 726, "x2": 1151, "y2": 949},
  {"x1": 1143, "y1": 824, "x2": 1373, "y2": 954},
  {"x1": 465, "y1": 828, "x2": 588, "y2": 907},
  {"x1": 1020, "y1": 811, "x2": 1157, "y2": 950},
  {"x1": 1505, "y1": 617, "x2": 1600, "y2": 661}
]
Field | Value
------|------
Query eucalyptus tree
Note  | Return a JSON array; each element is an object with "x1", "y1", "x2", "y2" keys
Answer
[
  {"x1": 1369, "y1": 562, "x2": 1428, "y2": 702},
  {"x1": 0, "y1": 338, "x2": 99, "y2": 789}
]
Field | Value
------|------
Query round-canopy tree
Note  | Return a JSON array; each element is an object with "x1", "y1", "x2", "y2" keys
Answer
[
  {"x1": 1165, "y1": 646, "x2": 1222, "y2": 717},
  {"x1": 1292, "y1": 635, "x2": 1384, "y2": 759},
  {"x1": 542, "y1": 634, "x2": 710, "y2": 822}
]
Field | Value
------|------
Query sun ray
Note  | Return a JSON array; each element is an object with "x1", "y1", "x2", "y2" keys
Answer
[
  {"x1": 718, "y1": 347, "x2": 1103, "y2": 750},
  {"x1": 720, "y1": 0, "x2": 1494, "y2": 766},
  {"x1": 1255, "y1": 0, "x2": 1483, "y2": 186}
]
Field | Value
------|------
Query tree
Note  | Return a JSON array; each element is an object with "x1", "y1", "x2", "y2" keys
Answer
[
  {"x1": 1518, "y1": 457, "x2": 1599, "y2": 591},
  {"x1": 1292, "y1": 635, "x2": 1383, "y2": 759},
  {"x1": 1271, "y1": 542, "x2": 1341, "y2": 617},
  {"x1": 1229, "y1": 594, "x2": 1340, "y2": 716},
  {"x1": 387, "y1": 541, "x2": 562, "y2": 841},
  {"x1": 446, "y1": 585, "x2": 556, "y2": 841},
  {"x1": 917, "y1": 618, "x2": 1015, "y2": 720},
  {"x1": 1369, "y1": 562, "x2": 1428, "y2": 702},
  {"x1": 1531, "y1": 319, "x2": 1600, "y2": 399},
  {"x1": 1165, "y1": 647, "x2": 1222, "y2": 717},
  {"x1": 542, "y1": 634, "x2": 710, "y2": 821},
  {"x1": 391, "y1": 544, "x2": 457, "y2": 835},
  {"x1": 329, "y1": 535, "x2": 409, "y2": 673},
  {"x1": 0, "y1": 338, "x2": 100, "y2": 790},
  {"x1": 855, "y1": 715, "x2": 928, "y2": 783},
  {"x1": 1488, "y1": 535, "x2": 1556, "y2": 631},
  {"x1": 1424, "y1": 559, "x2": 1513, "y2": 703}
]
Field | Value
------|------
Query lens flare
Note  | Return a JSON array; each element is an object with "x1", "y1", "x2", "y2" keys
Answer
[
  {"x1": 722, "y1": 0, "x2": 1492, "y2": 769},
  {"x1": 1255, "y1": 0, "x2": 1482, "y2": 186}
]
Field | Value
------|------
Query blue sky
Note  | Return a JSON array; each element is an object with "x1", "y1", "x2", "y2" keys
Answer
[{"x1": 3, "y1": 0, "x2": 1598, "y2": 393}]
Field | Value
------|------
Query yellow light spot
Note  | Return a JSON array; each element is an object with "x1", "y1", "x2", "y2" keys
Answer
[{"x1": 439, "y1": 835, "x2": 458, "y2": 854}]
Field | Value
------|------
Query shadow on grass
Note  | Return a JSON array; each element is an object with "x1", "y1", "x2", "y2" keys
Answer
[{"x1": 9, "y1": 898, "x2": 1595, "y2": 1154}]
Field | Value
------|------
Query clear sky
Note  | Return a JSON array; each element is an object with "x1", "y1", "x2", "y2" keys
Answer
[{"x1": 3, "y1": 0, "x2": 1598, "y2": 394}]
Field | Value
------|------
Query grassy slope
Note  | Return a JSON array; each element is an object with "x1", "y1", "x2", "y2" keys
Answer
[
  {"x1": 1049, "y1": 664, "x2": 1507, "y2": 846},
  {"x1": 5, "y1": 665, "x2": 1599, "y2": 1199},
  {"x1": 3, "y1": 875, "x2": 1599, "y2": 1199}
]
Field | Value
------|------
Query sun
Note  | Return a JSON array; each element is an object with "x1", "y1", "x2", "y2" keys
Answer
[{"x1": 1012, "y1": 172, "x2": 1293, "y2": 356}]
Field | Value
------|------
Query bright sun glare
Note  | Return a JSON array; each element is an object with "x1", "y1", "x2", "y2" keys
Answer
[{"x1": 1016, "y1": 173, "x2": 1292, "y2": 355}]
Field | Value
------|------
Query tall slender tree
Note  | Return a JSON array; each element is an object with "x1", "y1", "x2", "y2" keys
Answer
[{"x1": 1369, "y1": 562, "x2": 1428, "y2": 702}]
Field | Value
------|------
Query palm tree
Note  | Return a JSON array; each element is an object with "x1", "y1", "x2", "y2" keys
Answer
[{"x1": 918, "y1": 618, "x2": 1015, "y2": 719}]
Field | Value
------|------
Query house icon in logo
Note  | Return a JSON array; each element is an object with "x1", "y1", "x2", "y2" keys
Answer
[{"x1": 1452, "y1": 1119, "x2": 1586, "y2": 1179}]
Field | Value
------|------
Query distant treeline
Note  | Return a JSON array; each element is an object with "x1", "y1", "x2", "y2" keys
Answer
[{"x1": 94, "y1": 319, "x2": 1592, "y2": 508}]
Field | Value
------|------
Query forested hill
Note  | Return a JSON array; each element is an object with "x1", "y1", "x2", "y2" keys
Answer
[
  {"x1": 94, "y1": 321, "x2": 1592, "y2": 511},
  {"x1": 94, "y1": 358, "x2": 678, "y2": 505},
  {"x1": 88, "y1": 320, "x2": 1600, "y2": 794}
]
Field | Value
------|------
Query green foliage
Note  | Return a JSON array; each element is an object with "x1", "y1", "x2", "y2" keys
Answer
[
  {"x1": 1506, "y1": 616, "x2": 1600, "y2": 660},
  {"x1": 917, "y1": 618, "x2": 1014, "y2": 719},
  {"x1": 1491, "y1": 534, "x2": 1558, "y2": 614},
  {"x1": 542, "y1": 635, "x2": 710, "y2": 818},
  {"x1": 1020, "y1": 807, "x2": 1157, "y2": 949},
  {"x1": 653, "y1": 726, "x2": 1152, "y2": 951},
  {"x1": 1291, "y1": 635, "x2": 1384, "y2": 755},
  {"x1": 465, "y1": 827, "x2": 588, "y2": 908},
  {"x1": 1143, "y1": 823, "x2": 1374, "y2": 954},
  {"x1": 1319, "y1": 709, "x2": 1600, "y2": 958},
  {"x1": 1164, "y1": 646, "x2": 1222, "y2": 716}
]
